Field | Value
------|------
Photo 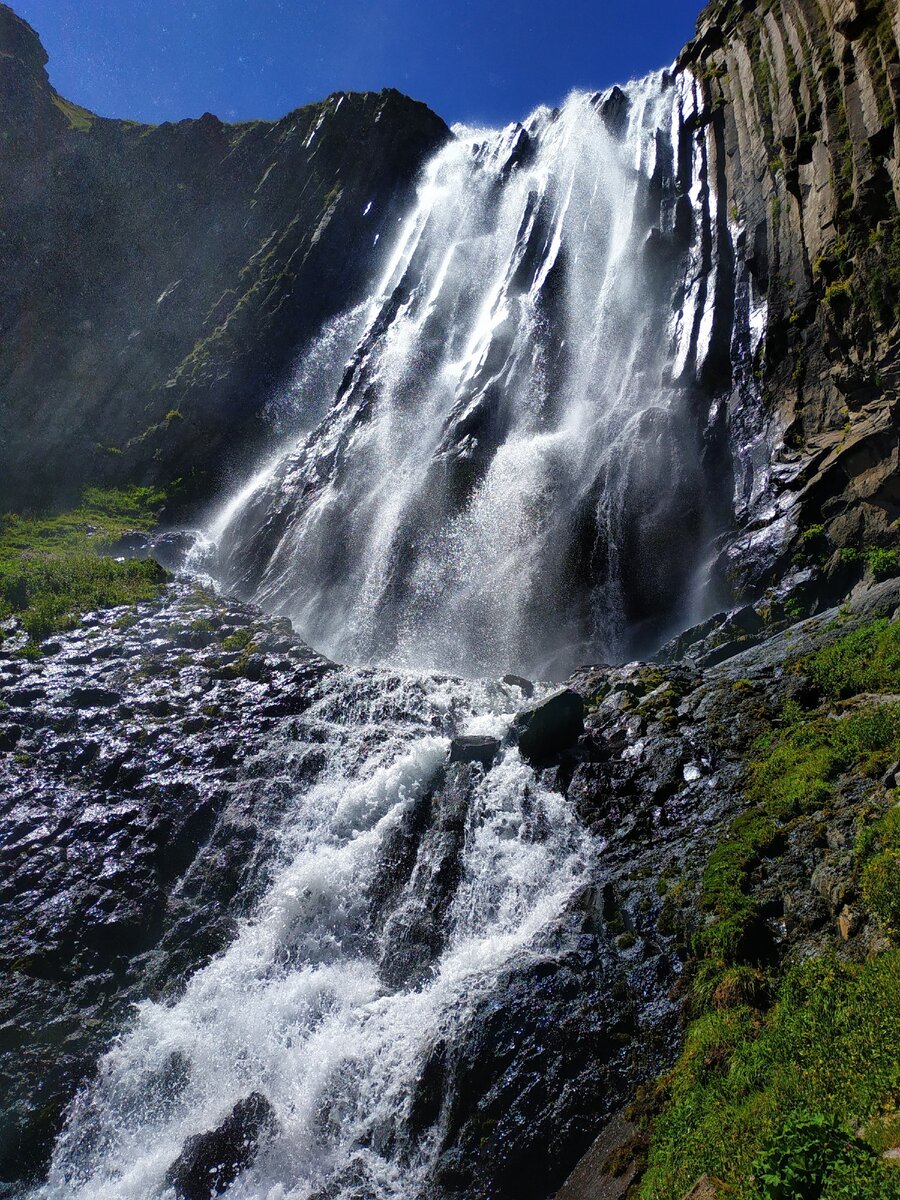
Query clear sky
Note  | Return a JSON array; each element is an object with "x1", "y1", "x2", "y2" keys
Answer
[{"x1": 14, "y1": 0, "x2": 700, "y2": 129}]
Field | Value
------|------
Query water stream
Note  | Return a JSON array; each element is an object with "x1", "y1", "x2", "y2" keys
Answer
[{"x1": 210, "y1": 70, "x2": 723, "y2": 679}]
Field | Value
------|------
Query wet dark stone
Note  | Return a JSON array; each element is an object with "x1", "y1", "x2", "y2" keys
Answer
[
  {"x1": 448, "y1": 735, "x2": 500, "y2": 770},
  {"x1": 165, "y1": 1091, "x2": 276, "y2": 1200},
  {"x1": 0, "y1": 725, "x2": 22, "y2": 752},
  {"x1": 511, "y1": 688, "x2": 584, "y2": 763},
  {"x1": 0, "y1": 581, "x2": 333, "y2": 1186},
  {"x1": 105, "y1": 532, "x2": 152, "y2": 558},
  {"x1": 595, "y1": 84, "x2": 630, "y2": 138},
  {"x1": 151, "y1": 530, "x2": 200, "y2": 571},
  {"x1": 502, "y1": 673, "x2": 534, "y2": 697},
  {"x1": 68, "y1": 686, "x2": 121, "y2": 709}
]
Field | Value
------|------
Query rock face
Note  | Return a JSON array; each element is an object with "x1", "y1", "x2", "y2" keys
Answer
[
  {"x1": 512, "y1": 688, "x2": 585, "y2": 763},
  {"x1": 0, "y1": 3, "x2": 449, "y2": 511},
  {"x1": 677, "y1": 0, "x2": 900, "y2": 610},
  {"x1": 0, "y1": 582, "x2": 332, "y2": 1183},
  {"x1": 165, "y1": 1092, "x2": 277, "y2": 1200}
]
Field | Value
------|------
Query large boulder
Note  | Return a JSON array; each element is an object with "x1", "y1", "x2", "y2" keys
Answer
[
  {"x1": 511, "y1": 688, "x2": 584, "y2": 763},
  {"x1": 165, "y1": 1092, "x2": 276, "y2": 1199}
]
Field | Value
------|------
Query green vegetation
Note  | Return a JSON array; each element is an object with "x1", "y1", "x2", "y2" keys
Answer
[
  {"x1": 222, "y1": 626, "x2": 254, "y2": 651},
  {"x1": 638, "y1": 618, "x2": 900, "y2": 1197},
  {"x1": 0, "y1": 487, "x2": 168, "y2": 647},
  {"x1": 801, "y1": 617, "x2": 900, "y2": 698},
  {"x1": 50, "y1": 94, "x2": 95, "y2": 132}
]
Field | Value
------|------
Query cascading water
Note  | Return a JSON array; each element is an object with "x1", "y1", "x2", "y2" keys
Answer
[
  {"x1": 31, "y1": 671, "x2": 595, "y2": 1200},
  {"x1": 28, "y1": 70, "x2": 736, "y2": 1200},
  {"x1": 210, "y1": 69, "x2": 730, "y2": 679}
]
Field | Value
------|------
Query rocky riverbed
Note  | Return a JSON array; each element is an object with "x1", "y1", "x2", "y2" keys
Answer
[{"x1": 4, "y1": 573, "x2": 899, "y2": 1197}]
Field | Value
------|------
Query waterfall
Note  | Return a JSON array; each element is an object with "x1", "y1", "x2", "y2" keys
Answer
[
  {"x1": 30, "y1": 672, "x2": 593, "y2": 1200},
  {"x1": 210, "y1": 70, "x2": 728, "y2": 680},
  {"x1": 29, "y1": 70, "x2": 730, "y2": 1200}
]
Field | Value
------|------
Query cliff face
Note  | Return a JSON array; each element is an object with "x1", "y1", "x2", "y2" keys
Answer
[
  {"x1": 679, "y1": 0, "x2": 900, "y2": 607},
  {"x1": 0, "y1": 4, "x2": 449, "y2": 510}
]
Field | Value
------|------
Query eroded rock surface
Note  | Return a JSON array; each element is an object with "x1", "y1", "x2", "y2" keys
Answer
[{"x1": 0, "y1": 582, "x2": 331, "y2": 1183}]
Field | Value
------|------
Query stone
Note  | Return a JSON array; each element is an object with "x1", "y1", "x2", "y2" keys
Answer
[
  {"x1": 680, "y1": 1176, "x2": 732, "y2": 1199},
  {"x1": 838, "y1": 904, "x2": 860, "y2": 940},
  {"x1": 165, "y1": 1092, "x2": 276, "y2": 1200},
  {"x1": 502, "y1": 673, "x2": 535, "y2": 697},
  {"x1": 0, "y1": 724, "x2": 22, "y2": 752},
  {"x1": 68, "y1": 686, "x2": 121, "y2": 709},
  {"x1": 448, "y1": 735, "x2": 500, "y2": 770},
  {"x1": 511, "y1": 688, "x2": 584, "y2": 763},
  {"x1": 105, "y1": 531, "x2": 152, "y2": 559},
  {"x1": 151, "y1": 530, "x2": 201, "y2": 571}
]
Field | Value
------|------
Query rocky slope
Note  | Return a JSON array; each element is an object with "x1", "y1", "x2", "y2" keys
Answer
[
  {"x1": 0, "y1": 4, "x2": 448, "y2": 511},
  {"x1": 4, "y1": 570, "x2": 900, "y2": 1197}
]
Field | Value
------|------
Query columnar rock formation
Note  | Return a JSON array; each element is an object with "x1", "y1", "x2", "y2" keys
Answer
[{"x1": 680, "y1": 0, "x2": 900, "y2": 599}]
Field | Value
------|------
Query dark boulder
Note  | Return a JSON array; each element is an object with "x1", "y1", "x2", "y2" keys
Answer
[
  {"x1": 165, "y1": 1092, "x2": 276, "y2": 1200},
  {"x1": 502, "y1": 674, "x2": 534, "y2": 698},
  {"x1": 68, "y1": 686, "x2": 121, "y2": 709},
  {"x1": 449, "y1": 735, "x2": 500, "y2": 770},
  {"x1": 105, "y1": 532, "x2": 152, "y2": 559},
  {"x1": 511, "y1": 688, "x2": 584, "y2": 763},
  {"x1": 151, "y1": 530, "x2": 202, "y2": 571}
]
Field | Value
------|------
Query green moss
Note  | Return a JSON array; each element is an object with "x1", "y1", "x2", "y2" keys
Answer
[
  {"x1": 222, "y1": 627, "x2": 253, "y2": 651},
  {"x1": 0, "y1": 487, "x2": 168, "y2": 647},
  {"x1": 748, "y1": 704, "x2": 900, "y2": 819},
  {"x1": 800, "y1": 618, "x2": 900, "y2": 698}
]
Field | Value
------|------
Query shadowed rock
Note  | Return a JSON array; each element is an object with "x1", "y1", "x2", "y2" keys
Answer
[
  {"x1": 511, "y1": 688, "x2": 584, "y2": 763},
  {"x1": 449, "y1": 735, "x2": 500, "y2": 770},
  {"x1": 165, "y1": 1092, "x2": 276, "y2": 1200}
]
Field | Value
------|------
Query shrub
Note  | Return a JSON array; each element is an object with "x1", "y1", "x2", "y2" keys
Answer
[
  {"x1": 866, "y1": 548, "x2": 900, "y2": 582},
  {"x1": 754, "y1": 1112, "x2": 883, "y2": 1200}
]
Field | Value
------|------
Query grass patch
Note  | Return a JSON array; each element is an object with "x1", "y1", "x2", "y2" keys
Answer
[
  {"x1": 50, "y1": 94, "x2": 95, "y2": 132},
  {"x1": 640, "y1": 954, "x2": 900, "y2": 1198},
  {"x1": 639, "y1": 617, "x2": 900, "y2": 1197},
  {"x1": 0, "y1": 487, "x2": 168, "y2": 647},
  {"x1": 800, "y1": 618, "x2": 900, "y2": 699}
]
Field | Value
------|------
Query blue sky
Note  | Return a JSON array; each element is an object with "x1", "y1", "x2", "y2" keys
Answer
[{"x1": 15, "y1": 0, "x2": 700, "y2": 128}]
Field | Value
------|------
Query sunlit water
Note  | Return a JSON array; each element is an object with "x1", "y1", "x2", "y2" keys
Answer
[
  {"x1": 32, "y1": 670, "x2": 591, "y2": 1200},
  {"x1": 209, "y1": 72, "x2": 724, "y2": 679}
]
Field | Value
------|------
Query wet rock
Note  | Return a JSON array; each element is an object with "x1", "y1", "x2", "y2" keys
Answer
[
  {"x1": 0, "y1": 580, "x2": 333, "y2": 1185},
  {"x1": 106, "y1": 531, "x2": 152, "y2": 558},
  {"x1": 151, "y1": 530, "x2": 200, "y2": 571},
  {"x1": 502, "y1": 673, "x2": 534, "y2": 697},
  {"x1": 165, "y1": 1091, "x2": 276, "y2": 1200},
  {"x1": 511, "y1": 688, "x2": 584, "y2": 762},
  {"x1": 448, "y1": 735, "x2": 500, "y2": 770},
  {"x1": 0, "y1": 724, "x2": 22, "y2": 752},
  {"x1": 68, "y1": 686, "x2": 121, "y2": 709}
]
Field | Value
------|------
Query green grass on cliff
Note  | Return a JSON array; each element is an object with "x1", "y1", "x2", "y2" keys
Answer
[
  {"x1": 640, "y1": 952, "x2": 900, "y2": 1198},
  {"x1": 638, "y1": 619, "x2": 900, "y2": 1199},
  {"x1": 0, "y1": 487, "x2": 168, "y2": 647}
]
